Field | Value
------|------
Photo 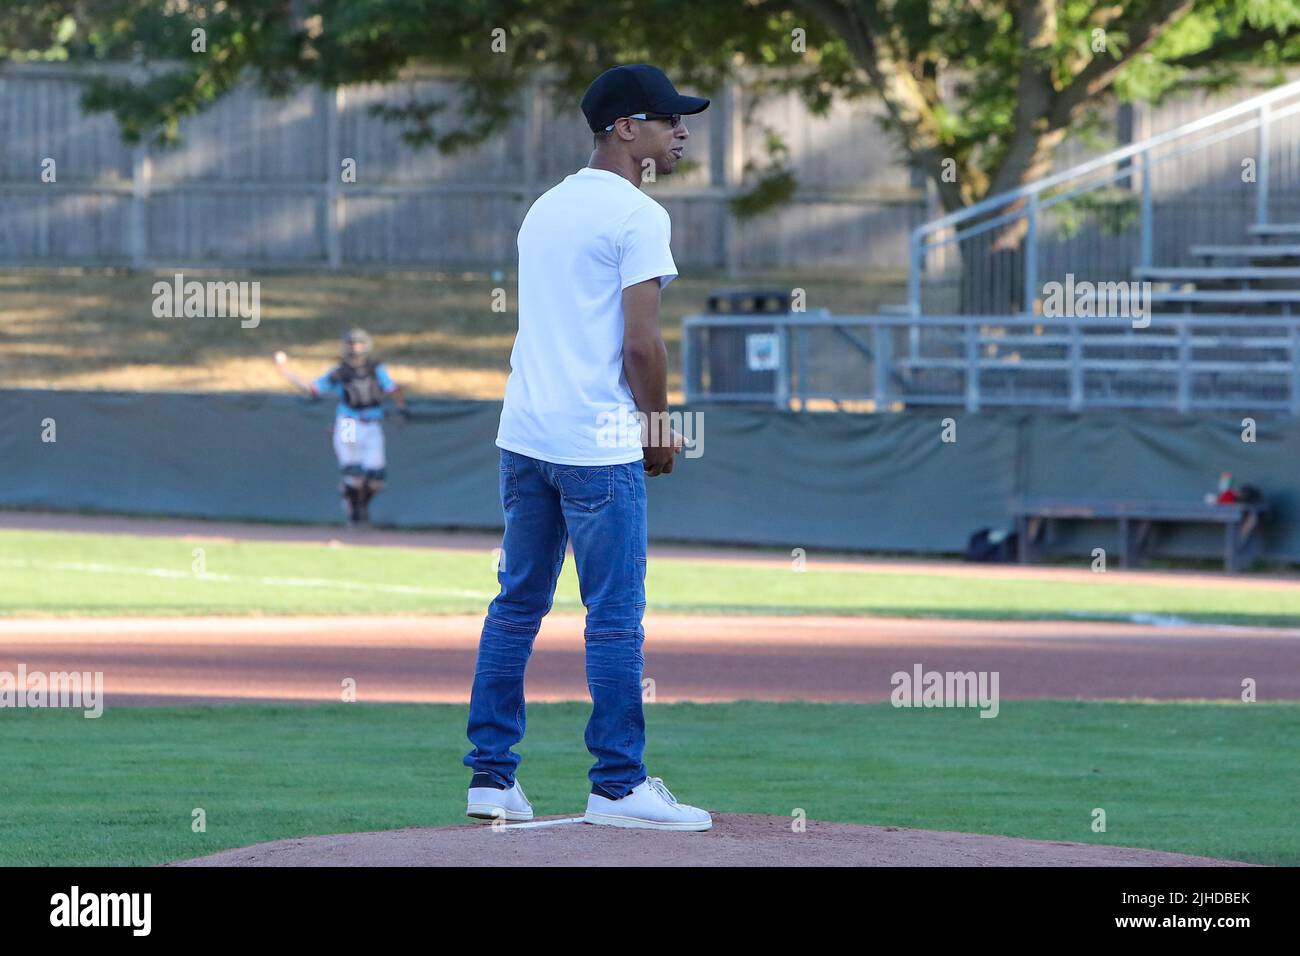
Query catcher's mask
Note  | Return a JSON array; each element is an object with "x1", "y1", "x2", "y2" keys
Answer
[{"x1": 341, "y1": 328, "x2": 373, "y2": 360}]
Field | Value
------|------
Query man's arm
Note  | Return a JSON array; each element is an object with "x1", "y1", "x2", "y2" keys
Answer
[{"x1": 622, "y1": 278, "x2": 682, "y2": 477}]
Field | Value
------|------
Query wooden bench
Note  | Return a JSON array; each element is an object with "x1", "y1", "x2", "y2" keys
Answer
[{"x1": 1009, "y1": 496, "x2": 1267, "y2": 572}]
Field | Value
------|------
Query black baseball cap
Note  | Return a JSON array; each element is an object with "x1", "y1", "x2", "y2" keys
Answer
[{"x1": 581, "y1": 64, "x2": 710, "y2": 133}]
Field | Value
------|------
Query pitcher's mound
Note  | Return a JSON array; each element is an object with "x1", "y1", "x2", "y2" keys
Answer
[{"x1": 168, "y1": 814, "x2": 1248, "y2": 867}]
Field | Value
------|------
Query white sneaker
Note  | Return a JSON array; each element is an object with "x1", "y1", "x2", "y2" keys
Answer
[
  {"x1": 466, "y1": 779, "x2": 534, "y2": 822},
  {"x1": 584, "y1": 776, "x2": 712, "y2": 831}
]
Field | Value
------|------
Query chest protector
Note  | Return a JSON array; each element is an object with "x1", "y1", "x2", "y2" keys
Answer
[{"x1": 333, "y1": 359, "x2": 384, "y2": 409}]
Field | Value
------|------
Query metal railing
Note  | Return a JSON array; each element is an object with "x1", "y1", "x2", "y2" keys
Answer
[
  {"x1": 906, "y1": 77, "x2": 1300, "y2": 317},
  {"x1": 683, "y1": 312, "x2": 1300, "y2": 414}
]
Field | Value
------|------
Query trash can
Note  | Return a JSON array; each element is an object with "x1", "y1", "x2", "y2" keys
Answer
[{"x1": 702, "y1": 287, "x2": 790, "y2": 401}]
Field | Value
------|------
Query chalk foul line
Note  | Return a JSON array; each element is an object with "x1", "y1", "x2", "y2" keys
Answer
[{"x1": 0, "y1": 558, "x2": 495, "y2": 600}]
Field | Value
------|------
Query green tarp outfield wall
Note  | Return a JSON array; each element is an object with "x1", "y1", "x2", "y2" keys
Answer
[{"x1": 2, "y1": 388, "x2": 1299, "y2": 564}]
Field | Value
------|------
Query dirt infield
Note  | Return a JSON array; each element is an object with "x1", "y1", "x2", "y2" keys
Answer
[
  {"x1": 167, "y1": 813, "x2": 1250, "y2": 867},
  {"x1": 4, "y1": 612, "x2": 1299, "y2": 704},
  {"x1": 6, "y1": 509, "x2": 1300, "y2": 704}
]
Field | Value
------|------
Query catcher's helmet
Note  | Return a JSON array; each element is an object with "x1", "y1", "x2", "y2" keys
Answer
[{"x1": 341, "y1": 327, "x2": 373, "y2": 357}]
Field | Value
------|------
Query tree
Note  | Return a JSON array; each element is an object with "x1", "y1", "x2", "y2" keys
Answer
[{"x1": 6, "y1": 2, "x2": 1299, "y2": 270}]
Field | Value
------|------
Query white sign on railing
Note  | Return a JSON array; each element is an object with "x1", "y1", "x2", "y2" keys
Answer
[{"x1": 746, "y1": 333, "x2": 781, "y2": 371}]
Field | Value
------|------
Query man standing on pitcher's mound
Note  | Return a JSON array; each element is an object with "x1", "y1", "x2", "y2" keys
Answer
[{"x1": 463, "y1": 64, "x2": 711, "y2": 831}]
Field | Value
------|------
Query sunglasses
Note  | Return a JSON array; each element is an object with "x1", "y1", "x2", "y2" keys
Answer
[{"x1": 604, "y1": 112, "x2": 682, "y2": 131}]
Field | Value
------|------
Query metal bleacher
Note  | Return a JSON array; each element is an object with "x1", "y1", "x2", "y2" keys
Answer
[{"x1": 684, "y1": 77, "x2": 1300, "y2": 414}]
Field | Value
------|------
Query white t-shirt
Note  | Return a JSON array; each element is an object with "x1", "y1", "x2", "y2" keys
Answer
[{"x1": 496, "y1": 166, "x2": 678, "y2": 466}]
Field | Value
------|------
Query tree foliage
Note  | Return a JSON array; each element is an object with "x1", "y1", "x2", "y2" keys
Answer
[{"x1": 3, "y1": 1, "x2": 1298, "y2": 212}]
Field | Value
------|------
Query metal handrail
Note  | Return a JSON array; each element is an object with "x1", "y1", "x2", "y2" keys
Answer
[
  {"x1": 687, "y1": 311, "x2": 1300, "y2": 329},
  {"x1": 907, "y1": 77, "x2": 1300, "y2": 315},
  {"x1": 682, "y1": 312, "x2": 1300, "y2": 415}
]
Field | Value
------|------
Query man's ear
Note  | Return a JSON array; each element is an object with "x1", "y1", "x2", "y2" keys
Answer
[{"x1": 612, "y1": 116, "x2": 638, "y2": 142}]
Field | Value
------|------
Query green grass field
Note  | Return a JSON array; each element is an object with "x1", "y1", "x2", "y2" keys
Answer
[
  {"x1": 4, "y1": 528, "x2": 1300, "y2": 625},
  {"x1": 5, "y1": 525, "x2": 1298, "y2": 866},
  {"x1": 1, "y1": 700, "x2": 1295, "y2": 866}
]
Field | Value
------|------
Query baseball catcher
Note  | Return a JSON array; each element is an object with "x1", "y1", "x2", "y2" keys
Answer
[{"x1": 274, "y1": 328, "x2": 408, "y2": 527}]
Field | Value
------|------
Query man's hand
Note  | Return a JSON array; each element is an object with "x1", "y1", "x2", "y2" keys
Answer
[{"x1": 643, "y1": 426, "x2": 684, "y2": 477}]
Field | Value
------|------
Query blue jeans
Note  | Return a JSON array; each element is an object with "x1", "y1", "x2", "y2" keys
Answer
[{"x1": 464, "y1": 449, "x2": 649, "y2": 797}]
